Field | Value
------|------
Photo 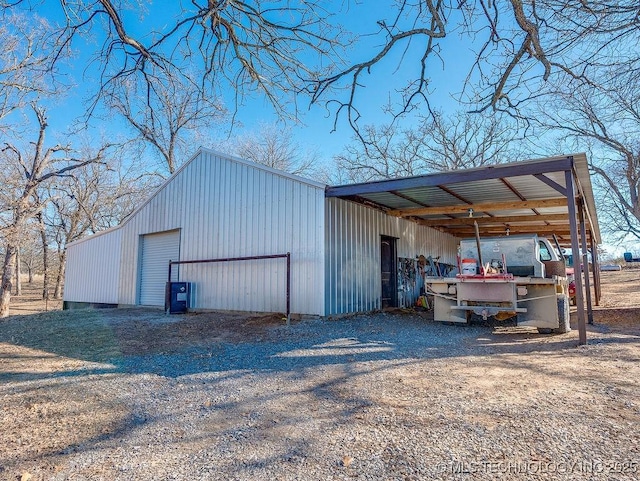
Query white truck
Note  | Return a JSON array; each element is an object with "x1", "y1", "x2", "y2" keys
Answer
[{"x1": 425, "y1": 234, "x2": 571, "y2": 333}]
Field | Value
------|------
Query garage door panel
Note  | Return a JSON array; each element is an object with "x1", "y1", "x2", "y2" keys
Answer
[{"x1": 139, "y1": 230, "x2": 180, "y2": 306}]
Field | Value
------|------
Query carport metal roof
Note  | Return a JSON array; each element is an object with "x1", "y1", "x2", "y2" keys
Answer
[
  {"x1": 326, "y1": 153, "x2": 600, "y2": 345},
  {"x1": 326, "y1": 153, "x2": 600, "y2": 245}
]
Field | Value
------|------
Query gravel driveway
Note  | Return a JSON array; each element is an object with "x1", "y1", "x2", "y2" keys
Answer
[{"x1": 1, "y1": 306, "x2": 639, "y2": 481}]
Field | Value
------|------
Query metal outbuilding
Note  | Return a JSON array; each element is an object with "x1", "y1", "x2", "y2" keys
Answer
[
  {"x1": 64, "y1": 150, "x2": 600, "y2": 344},
  {"x1": 65, "y1": 149, "x2": 327, "y2": 316}
]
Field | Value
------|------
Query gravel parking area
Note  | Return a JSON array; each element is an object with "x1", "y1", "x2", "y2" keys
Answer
[{"x1": 1, "y1": 271, "x2": 639, "y2": 480}]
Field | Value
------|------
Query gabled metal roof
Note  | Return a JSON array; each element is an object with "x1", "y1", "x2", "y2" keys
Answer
[{"x1": 326, "y1": 153, "x2": 601, "y2": 245}]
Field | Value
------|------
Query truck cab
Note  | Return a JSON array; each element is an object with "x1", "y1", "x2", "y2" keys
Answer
[{"x1": 538, "y1": 239, "x2": 556, "y2": 262}]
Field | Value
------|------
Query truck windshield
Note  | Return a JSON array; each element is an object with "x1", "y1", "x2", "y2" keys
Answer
[{"x1": 539, "y1": 241, "x2": 552, "y2": 261}]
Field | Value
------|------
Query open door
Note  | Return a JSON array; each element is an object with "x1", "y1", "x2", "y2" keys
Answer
[{"x1": 381, "y1": 236, "x2": 398, "y2": 308}]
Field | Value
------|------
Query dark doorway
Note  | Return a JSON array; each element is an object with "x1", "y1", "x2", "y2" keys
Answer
[{"x1": 380, "y1": 236, "x2": 398, "y2": 308}]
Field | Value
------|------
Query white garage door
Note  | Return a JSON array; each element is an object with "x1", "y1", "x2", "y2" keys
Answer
[{"x1": 138, "y1": 230, "x2": 180, "y2": 306}]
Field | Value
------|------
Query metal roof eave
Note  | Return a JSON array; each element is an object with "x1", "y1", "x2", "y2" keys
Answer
[
  {"x1": 325, "y1": 153, "x2": 601, "y2": 244},
  {"x1": 326, "y1": 155, "x2": 574, "y2": 198},
  {"x1": 572, "y1": 154, "x2": 601, "y2": 244}
]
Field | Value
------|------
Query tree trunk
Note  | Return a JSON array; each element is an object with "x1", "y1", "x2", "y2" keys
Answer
[
  {"x1": 0, "y1": 245, "x2": 18, "y2": 318},
  {"x1": 28, "y1": 266, "x2": 34, "y2": 284},
  {"x1": 38, "y1": 213, "x2": 50, "y2": 300},
  {"x1": 54, "y1": 249, "x2": 66, "y2": 299},
  {"x1": 15, "y1": 247, "x2": 22, "y2": 296}
]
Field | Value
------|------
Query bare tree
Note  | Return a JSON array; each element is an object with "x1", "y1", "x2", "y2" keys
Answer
[
  {"x1": 14, "y1": 246, "x2": 21, "y2": 295},
  {"x1": 0, "y1": 12, "x2": 65, "y2": 125},
  {"x1": 0, "y1": 105, "x2": 112, "y2": 317},
  {"x1": 309, "y1": 1, "x2": 640, "y2": 131},
  {"x1": 334, "y1": 123, "x2": 427, "y2": 183},
  {"x1": 534, "y1": 75, "x2": 640, "y2": 240},
  {"x1": 103, "y1": 75, "x2": 226, "y2": 174},
  {"x1": 333, "y1": 111, "x2": 524, "y2": 182},
  {"x1": 5, "y1": 2, "x2": 640, "y2": 129},
  {"x1": 18, "y1": 228, "x2": 45, "y2": 284},
  {"x1": 221, "y1": 122, "x2": 320, "y2": 178},
  {"x1": 43, "y1": 152, "x2": 156, "y2": 299},
  {"x1": 4, "y1": 0, "x2": 347, "y2": 121},
  {"x1": 0, "y1": 12, "x2": 76, "y2": 304},
  {"x1": 3, "y1": 2, "x2": 637, "y2": 248}
]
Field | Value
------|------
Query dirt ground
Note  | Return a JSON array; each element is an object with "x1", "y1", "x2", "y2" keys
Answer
[
  {"x1": 1, "y1": 269, "x2": 638, "y2": 480},
  {"x1": 4, "y1": 269, "x2": 637, "y2": 346},
  {"x1": 4, "y1": 280, "x2": 63, "y2": 317}
]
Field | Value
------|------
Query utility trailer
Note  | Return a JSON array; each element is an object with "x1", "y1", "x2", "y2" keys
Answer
[{"x1": 426, "y1": 234, "x2": 571, "y2": 333}]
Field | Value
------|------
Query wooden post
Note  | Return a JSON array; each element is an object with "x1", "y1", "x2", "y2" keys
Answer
[
  {"x1": 565, "y1": 169, "x2": 587, "y2": 345},
  {"x1": 578, "y1": 201, "x2": 594, "y2": 325},
  {"x1": 591, "y1": 236, "x2": 601, "y2": 306}
]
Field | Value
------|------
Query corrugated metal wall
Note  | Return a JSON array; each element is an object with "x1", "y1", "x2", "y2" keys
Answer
[
  {"x1": 66, "y1": 150, "x2": 458, "y2": 317},
  {"x1": 112, "y1": 150, "x2": 326, "y2": 315},
  {"x1": 325, "y1": 197, "x2": 459, "y2": 315},
  {"x1": 64, "y1": 228, "x2": 122, "y2": 304}
]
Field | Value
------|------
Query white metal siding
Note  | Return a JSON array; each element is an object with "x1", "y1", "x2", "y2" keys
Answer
[
  {"x1": 325, "y1": 197, "x2": 459, "y2": 315},
  {"x1": 115, "y1": 149, "x2": 325, "y2": 315},
  {"x1": 63, "y1": 229, "x2": 122, "y2": 304},
  {"x1": 138, "y1": 230, "x2": 180, "y2": 306}
]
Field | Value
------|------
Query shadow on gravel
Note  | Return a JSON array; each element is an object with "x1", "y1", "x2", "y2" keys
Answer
[{"x1": 1, "y1": 307, "x2": 639, "y2": 381}]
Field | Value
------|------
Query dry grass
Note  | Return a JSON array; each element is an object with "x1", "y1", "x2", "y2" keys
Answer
[
  {"x1": 4, "y1": 279, "x2": 63, "y2": 316},
  {"x1": 0, "y1": 269, "x2": 638, "y2": 480}
]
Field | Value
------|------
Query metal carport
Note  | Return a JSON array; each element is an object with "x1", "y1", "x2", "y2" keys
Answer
[{"x1": 326, "y1": 154, "x2": 601, "y2": 345}]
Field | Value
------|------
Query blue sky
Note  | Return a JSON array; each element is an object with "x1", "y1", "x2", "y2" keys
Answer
[
  {"x1": 25, "y1": 1, "x2": 479, "y2": 167},
  {"x1": 224, "y1": 5, "x2": 479, "y2": 163}
]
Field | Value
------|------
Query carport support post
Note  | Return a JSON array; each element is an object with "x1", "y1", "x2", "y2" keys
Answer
[
  {"x1": 578, "y1": 202, "x2": 594, "y2": 324},
  {"x1": 590, "y1": 236, "x2": 601, "y2": 306},
  {"x1": 565, "y1": 170, "x2": 587, "y2": 345}
]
